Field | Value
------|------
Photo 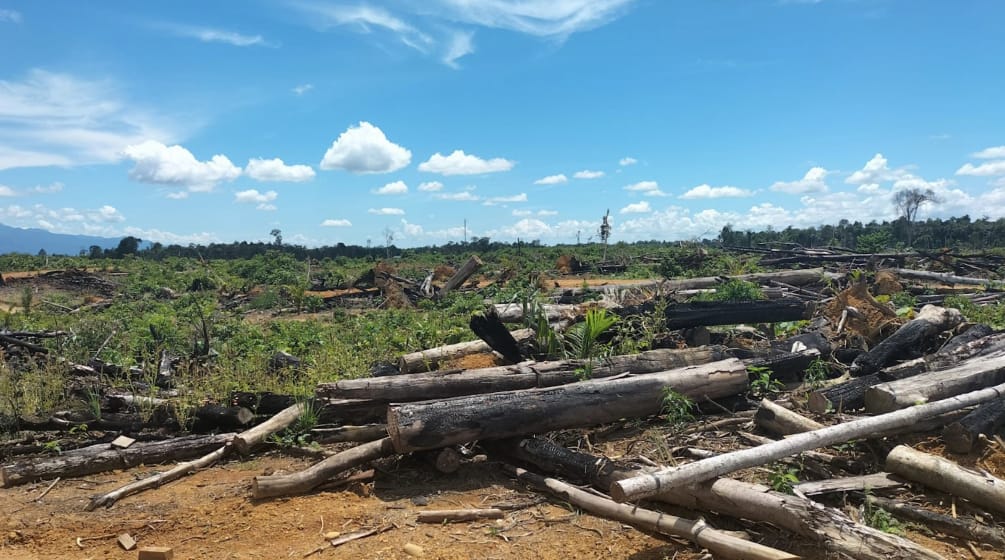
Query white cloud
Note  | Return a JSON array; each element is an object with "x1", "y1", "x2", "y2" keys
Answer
[
  {"x1": 770, "y1": 166, "x2": 829, "y2": 194},
  {"x1": 845, "y1": 153, "x2": 908, "y2": 184},
  {"x1": 537, "y1": 209, "x2": 559, "y2": 216},
  {"x1": 297, "y1": 3, "x2": 433, "y2": 52},
  {"x1": 245, "y1": 157, "x2": 315, "y2": 182},
  {"x1": 434, "y1": 191, "x2": 480, "y2": 201},
  {"x1": 234, "y1": 189, "x2": 278, "y2": 209},
  {"x1": 431, "y1": 0, "x2": 637, "y2": 39},
  {"x1": 166, "y1": 191, "x2": 189, "y2": 200},
  {"x1": 619, "y1": 156, "x2": 637, "y2": 166},
  {"x1": 0, "y1": 69, "x2": 178, "y2": 170},
  {"x1": 320, "y1": 121, "x2": 411, "y2": 174},
  {"x1": 484, "y1": 193, "x2": 527, "y2": 205},
  {"x1": 443, "y1": 30, "x2": 475, "y2": 68},
  {"x1": 374, "y1": 180, "x2": 409, "y2": 195},
  {"x1": 0, "y1": 202, "x2": 128, "y2": 237},
  {"x1": 123, "y1": 140, "x2": 241, "y2": 191},
  {"x1": 292, "y1": 83, "x2": 314, "y2": 95},
  {"x1": 0, "y1": 9, "x2": 21, "y2": 23},
  {"x1": 620, "y1": 200, "x2": 652, "y2": 214},
  {"x1": 368, "y1": 207, "x2": 405, "y2": 215},
  {"x1": 418, "y1": 181, "x2": 443, "y2": 191},
  {"x1": 573, "y1": 169, "x2": 605, "y2": 179},
  {"x1": 534, "y1": 173, "x2": 568, "y2": 185},
  {"x1": 956, "y1": 160, "x2": 1005, "y2": 177},
  {"x1": 419, "y1": 149, "x2": 514, "y2": 175},
  {"x1": 123, "y1": 227, "x2": 217, "y2": 245},
  {"x1": 972, "y1": 146, "x2": 1005, "y2": 159},
  {"x1": 31, "y1": 182, "x2": 63, "y2": 194},
  {"x1": 321, "y1": 218, "x2": 352, "y2": 227},
  {"x1": 169, "y1": 25, "x2": 273, "y2": 47},
  {"x1": 624, "y1": 180, "x2": 659, "y2": 192},
  {"x1": 0, "y1": 185, "x2": 15, "y2": 197},
  {"x1": 680, "y1": 184, "x2": 753, "y2": 199}
]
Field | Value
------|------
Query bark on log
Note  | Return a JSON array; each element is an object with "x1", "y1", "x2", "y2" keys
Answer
[
  {"x1": 745, "y1": 349, "x2": 821, "y2": 383},
  {"x1": 663, "y1": 299, "x2": 814, "y2": 330},
  {"x1": 504, "y1": 465, "x2": 797, "y2": 560},
  {"x1": 387, "y1": 358, "x2": 748, "y2": 453},
  {"x1": 438, "y1": 255, "x2": 482, "y2": 296},
  {"x1": 862, "y1": 494, "x2": 1005, "y2": 548},
  {"x1": 491, "y1": 300, "x2": 619, "y2": 323},
  {"x1": 793, "y1": 472, "x2": 905, "y2": 496},
  {"x1": 416, "y1": 509, "x2": 504, "y2": 523},
  {"x1": 232, "y1": 402, "x2": 303, "y2": 455},
  {"x1": 865, "y1": 353, "x2": 1005, "y2": 413},
  {"x1": 251, "y1": 437, "x2": 395, "y2": 499},
  {"x1": 469, "y1": 310, "x2": 523, "y2": 363},
  {"x1": 610, "y1": 381, "x2": 1005, "y2": 502},
  {"x1": 190, "y1": 405, "x2": 254, "y2": 432},
  {"x1": 885, "y1": 445, "x2": 1005, "y2": 514},
  {"x1": 319, "y1": 347, "x2": 728, "y2": 402},
  {"x1": 491, "y1": 437, "x2": 939, "y2": 560},
  {"x1": 0, "y1": 433, "x2": 234, "y2": 487},
  {"x1": 850, "y1": 305, "x2": 963, "y2": 376},
  {"x1": 317, "y1": 398, "x2": 387, "y2": 425},
  {"x1": 753, "y1": 399, "x2": 824, "y2": 436},
  {"x1": 419, "y1": 447, "x2": 462, "y2": 474},
  {"x1": 943, "y1": 398, "x2": 1005, "y2": 454},
  {"x1": 397, "y1": 329, "x2": 535, "y2": 373},
  {"x1": 888, "y1": 268, "x2": 1002, "y2": 287},
  {"x1": 312, "y1": 424, "x2": 387, "y2": 444}
]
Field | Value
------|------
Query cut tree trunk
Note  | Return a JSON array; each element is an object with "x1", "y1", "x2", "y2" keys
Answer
[
  {"x1": 438, "y1": 255, "x2": 482, "y2": 296},
  {"x1": 318, "y1": 347, "x2": 728, "y2": 402},
  {"x1": 190, "y1": 405, "x2": 254, "y2": 432},
  {"x1": 862, "y1": 494, "x2": 1005, "y2": 548},
  {"x1": 850, "y1": 305, "x2": 963, "y2": 376},
  {"x1": 865, "y1": 353, "x2": 1005, "y2": 413},
  {"x1": 312, "y1": 424, "x2": 388, "y2": 444},
  {"x1": 397, "y1": 329, "x2": 535, "y2": 374},
  {"x1": 387, "y1": 358, "x2": 748, "y2": 453},
  {"x1": 888, "y1": 268, "x2": 1002, "y2": 287},
  {"x1": 943, "y1": 398, "x2": 1005, "y2": 453},
  {"x1": 1, "y1": 433, "x2": 234, "y2": 487},
  {"x1": 753, "y1": 399, "x2": 824, "y2": 436},
  {"x1": 885, "y1": 445, "x2": 1005, "y2": 514},
  {"x1": 663, "y1": 299, "x2": 814, "y2": 330},
  {"x1": 609, "y1": 381, "x2": 1005, "y2": 502},
  {"x1": 491, "y1": 300, "x2": 619, "y2": 323},
  {"x1": 469, "y1": 310, "x2": 524, "y2": 363},
  {"x1": 251, "y1": 437, "x2": 395, "y2": 499},
  {"x1": 490, "y1": 437, "x2": 940, "y2": 560},
  {"x1": 232, "y1": 402, "x2": 303, "y2": 455}
]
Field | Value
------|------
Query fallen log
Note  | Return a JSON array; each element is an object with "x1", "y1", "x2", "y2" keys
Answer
[
  {"x1": 609, "y1": 381, "x2": 1005, "y2": 502},
  {"x1": 190, "y1": 404, "x2": 254, "y2": 432},
  {"x1": 551, "y1": 268, "x2": 841, "y2": 296},
  {"x1": 387, "y1": 358, "x2": 748, "y2": 453},
  {"x1": 491, "y1": 300, "x2": 619, "y2": 323},
  {"x1": 469, "y1": 311, "x2": 523, "y2": 363},
  {"x1": 885, "y1": 445, "x2": 1005, "y2": 514},
  {"x1": 491, "y1": 437, "x2": 940, "y2": 560},
  {"x1": 888, "y1": 268, "x2": 1002, "y2": 287},
  {"x1": 865, "y1": 353, "x2": 1005, "y2": 413},
  {"x1": 251, "y1": 437, "x2": 395, "y2": 499},
  {"x1": 793, "y1": 472, "x2": 905, "y2": 496},
  {"x1": 850, "y1": 305, "x2": 963, "y2": 376},
  {"x1": 318, "y1": 347, "x2": 728, "y2": 402},
  {"x1": 233, "y1": 402, "x2": 303, "y2": 455},
  {"x1": 943, "y1": 399, "x2": 1005, "y2": 454},
  {"x1": 663, "y1": 299, "x2": 814, "y2": 330},
  {"x1": 312, "y1": 424, "x2": 387, "y2": 444},
  {"x1": 753, "y1": 399, "x2": 824, "y2": 436},
  {"x1": 862, "y1": 494, "x2": 1005, "y2": 548},
  {"x1": 397, "y1": 328, "x2": 535, "y2": 373},
  {"x1": 416, "y1": 509, "x2": 504, "y2": 523},
  {"x1": 438, "y1": 255, "x2": 482, "y2": 296},
  {"x1": 1, "y1": 433, "x2": 234, "y2": 487}
]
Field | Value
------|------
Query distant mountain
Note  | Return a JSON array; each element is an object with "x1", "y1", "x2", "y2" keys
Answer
[{"x1": 0, "y1": 222, "x2": 122, "y2": 256}]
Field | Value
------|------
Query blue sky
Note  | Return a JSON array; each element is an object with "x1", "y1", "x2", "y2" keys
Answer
[{"x1": 1, "y1": 0, "x2": 1004, "y2": 247}]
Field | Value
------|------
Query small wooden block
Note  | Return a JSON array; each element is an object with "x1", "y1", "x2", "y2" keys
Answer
[
  {"x1": 137, "y1": 546, "x2": 173, "y2": 560},
  {"x1": 111, "y1": 435, "x2": 136, "y2": 449},
  {"x1": 117, "y1": 533, "x2": 136, "y2": 550}
]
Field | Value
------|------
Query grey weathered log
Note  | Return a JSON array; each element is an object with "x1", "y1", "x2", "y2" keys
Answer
[
  {"x1": 754, "y1": 399, "x2": 824, "y2": 436},
  {"x1": 862, "y1": 494, "x2": 1005, "y2": 548},
  {"x1": 551, "y1": 268, "x2": 841, "y2": 296},
  {"x1": 793, "y1": 473, "x2": 905, "y2": 496},
  {"x1": 491, "y1": 300, "x2": 619, "y2": 323},
  {"x1": 319, "y1": 347, "x2": 728, "y2": 401},
  {"x1": 438, "y1": 255, "x2": 483, "y2": 296},
  {"x1": 251, "y1": 437, "x2": 395, "y2": 499},
  {"x1": 865, "y1": 352, "x2": 1005, "y2": 413},
  {"x1": 610, "y1": 381, "x2": 1005, "y2": 502},
  {"x1": 886, "y1": 445, "x2": 1005, "y2": 514},
  {"x1": 491, "y1": 437, "x2": 940, "y2": 560},
  {"x1": 387, "y1": 358, "x2": 748, "y2": 453},
  {"x1": 943, "y1": 398, "x2": 1005, "y2": 454},
  {"x1": 888, "y1": 268, "x2": 1003, "y2": 287},
  {"x1": 397, "y1": 328, "x2": 535, "y2": 373},
  {"x1": 1, "y1": 433, "x2": 234, "y2": 487},
  {"x1": 850, "y1": 305, "x2": 963, "y2": 376},
  {"x1": 232, "y1": 402, "x2": 303, "y2": 455}
]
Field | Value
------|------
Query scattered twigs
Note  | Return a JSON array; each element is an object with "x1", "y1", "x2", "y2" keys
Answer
[
  {"x1": 416, "y1": 509, "x2": 505, "y2": 523},
  {"x1": 34, "y1": 476, "x2": 60, "y2": 501}
]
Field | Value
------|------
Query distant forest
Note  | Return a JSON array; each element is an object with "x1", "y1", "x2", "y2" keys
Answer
[{"x1": 77, "y1": 215, "x2": 1005, "y2": 261}]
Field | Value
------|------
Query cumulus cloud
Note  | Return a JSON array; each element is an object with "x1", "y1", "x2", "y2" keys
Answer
[
  {"x1": 0, "y1": 202, "x2": 127, "y2": 237},
  {"x1": 419, "y1": 150, "x2": 514, "y2": 175},
  {"x1": 484, "y1": 193, "x2": 527, "y2": 205},
  {"x1": 534, "y1": 173, "x2": 568, "y2": 185},
  {"x1": 373, "y1": 180, "x2": 409, "y2": 195},
  {"x1": 368, "y1": 207, "x2": 405, "y2": 215},
  {"x1": 680, "y1": 184, "x2": 753, "y2": 199},
  {"x1": 31, "y1": 182, "x2": 63, "y2": 194},
  {"x1": 418, "y1": 181, "x2": 443, "y2": 191},
  {"x1": 770, "y1": 167, "x2": 829, "y2": 194},
  {"x1": 623, "y1": 180, "x2": 667, "y2": 196},
  {"x1": 956, "y1": 160, "x2": 1005, "y2": 176},
  {"x1": 245, "y1": 157, "x2": 315, "y2": 182},
  {"x1": 620, "y1": 200, "x2": 652, "y2": 214},
  {"x1": 320, "y1": 121, "x2": 411, "y2": 174},
  {"x1": 123, "y1": 140, "x2": 241, "y2": 191},
  {"x1": 0, "y1": 185, "x2": 16, "y2": 197},
  {"x1": 619, "y1": 157, "x2": 637, "y2": 166},
  {"x1": 972, "y1": 146, "x2": 1005, "y2": 159},
  {"x1": 845, "y1": 153, "x2": 908, "y2": 185},
  {"x1": 234, "y1": 189, "x2": 278, "y2": 210},
  {"x1": 434, "y1": 191, "x2": 480, "y2": 201},
  {"x1": 321, "y1": 218, "x2": 352, "y2": 227},
  {"x1": 573, "y1": 169, "x2": 604, "y2": 179}
]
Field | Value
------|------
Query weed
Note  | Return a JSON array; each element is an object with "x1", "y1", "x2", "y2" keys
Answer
[
  {"x1": 863, "y1": 500, "x2": 902, "y2": 534},
  {"x1": 769, "y1": 464, "x2": 799, "y2": 494},
  {"x1": 42, "y1": 440, "x2": 62, "y2": 455},
  {"x1": 564, "y1": 308, "x2": 618, "y2": 379},
  {"x1": 803, "y1": 359, "x2": 829, "y2": 389},
  {"x1": 691, "y1": 279, "x2": 764, "y2": 302},
  {"x1": 660, "y1": 388, "x2": 696, "y2": 431},
  {"x1": 748, "y1": 366, "x2": 784, "y2": 398}
]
